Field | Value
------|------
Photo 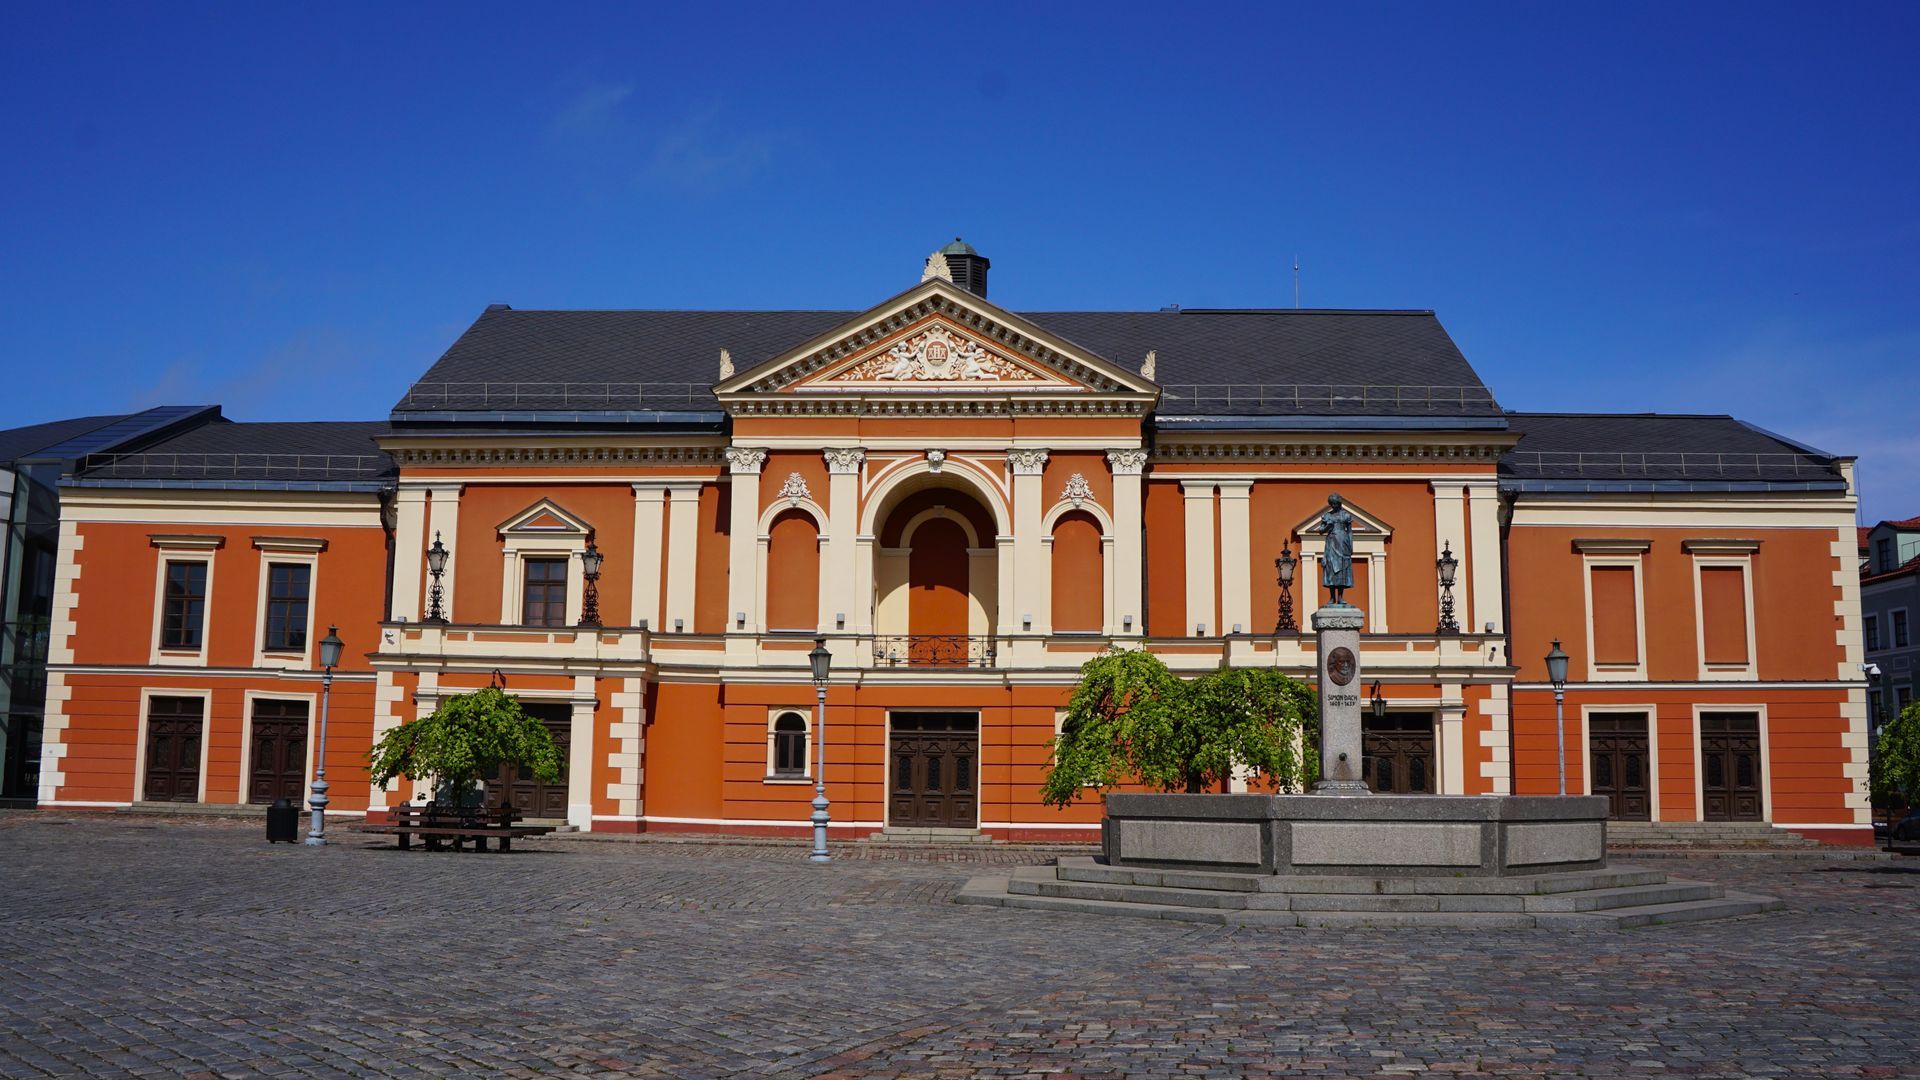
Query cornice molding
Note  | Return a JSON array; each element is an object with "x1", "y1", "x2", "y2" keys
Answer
[
  {"x1": 1151, "y1": 442, "x2": 1508, "y2": 463},
  {"x1": 390, "y1": 446, "x2": 725, "y2": 467},
  {"x1": 729, "y1": 396, "x2": 1150, "y2": 417}
]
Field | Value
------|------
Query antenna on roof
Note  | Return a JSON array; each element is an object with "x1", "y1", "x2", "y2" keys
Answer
[{"x1": 1293, "y1": 256, "x2": 1301, "y2": 309}]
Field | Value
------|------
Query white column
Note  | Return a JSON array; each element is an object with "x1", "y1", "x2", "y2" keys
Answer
[
  {"x1": 1106, "y1": 449, "x2": 1147, "y2": 635},
  {"x1": 823, "y1": 448, "x2": 865, "y2": 633},
  {"x1": 664, "y1": 482, "x2": 704, "y2": 632},
  {"x1": 1431, "y1": 480, "x2": 1468, "y2": 631},
  {"x1": 569, "y1": 675, "x2": 596, "y2": 831},
  {"x1": 723, "y1": 447, "x2": 767, "y2": 634},
  {"x1": 1439, "y1": 683, "x2": 1467, "y2": 794},
  {"x1": 1368, "y1": 552, "x2": 1387, "y2": 633},
  {"x1": 1008, "y1": 449, "x2": 1049, "y2": 634},
  {"x1": 1217, "y1": 480, "x2": 1253, "y2": 634},
  {"x1": 1464, "y1": 480, "x2": 1503, "y2": 633},
  {"x1": 630, "y1": 484, "x2": 667, "y2": 629},
  {"x1": 391, "y1": 486, "x2": 429, "y2": 622},
  {"x1": 423, "y1": 483, "x2": 462, "y2": 622},
  {"x1": 1181, "y1": 480, "x2": 1216, "y2": 635}
]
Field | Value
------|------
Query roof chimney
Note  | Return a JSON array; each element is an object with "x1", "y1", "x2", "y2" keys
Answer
[{"x1": 923, "y1": 237, "x2": 988, "y2": 298}]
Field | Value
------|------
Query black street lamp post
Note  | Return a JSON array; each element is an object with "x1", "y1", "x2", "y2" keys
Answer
[
  {"x1": 579, "y1": 537, "x2": 604, "y2": 628},
  {"x1": 1275, "y1": 542, "x2": 1299, "y2": 633},
  {"x1": 424, "y1": 533, "x2": 450, "y2": 624},
  {"x1": 1436, "y1": 541, "x2": 1460, "y2": 635},
  {"x1": 1545, "y1": 639, "x2": 1570, "y2": 796}
]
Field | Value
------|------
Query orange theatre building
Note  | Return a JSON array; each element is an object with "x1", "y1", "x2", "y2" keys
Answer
[{"x1": 32, "y1": 242, "x2": 1872, "y2": 844}]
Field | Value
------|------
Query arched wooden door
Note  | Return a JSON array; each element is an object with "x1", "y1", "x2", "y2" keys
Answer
[{"x1": 907, "y1": 517, "x2": 971, "y2": 666}]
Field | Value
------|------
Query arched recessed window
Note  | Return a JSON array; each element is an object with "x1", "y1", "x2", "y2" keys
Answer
[{"x1": 771, "y1": 712, "x2": 808, "y2": 778}]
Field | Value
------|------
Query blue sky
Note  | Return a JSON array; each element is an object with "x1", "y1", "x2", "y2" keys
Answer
[{"x1": 3, "y1": 3, "x2": 1915, "y2": 520}]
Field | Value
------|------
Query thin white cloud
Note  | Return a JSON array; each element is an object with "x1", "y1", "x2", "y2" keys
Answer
[
  {"x1": 553, "y1": 82, "x2": 635, "y2": 135},
  {"x1": 641, "y1": 103, "x2": 777, "y2": 191}
]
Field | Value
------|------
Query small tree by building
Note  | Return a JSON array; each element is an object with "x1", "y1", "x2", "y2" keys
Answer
[
  {"x1": 368, "y1": 687, "x2": 563, "y2": 807},
  {"x1": 1041, "y1": 649, "x2": 1317, "y2": 806},
  {"x1": 1872, "y1": 700, "x2": 1920, "y2": 810}
]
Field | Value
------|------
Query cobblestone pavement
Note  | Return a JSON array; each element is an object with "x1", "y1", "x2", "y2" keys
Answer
[{"x1": 1, "y1": 813, "x2": 1917, "y2": 1078}]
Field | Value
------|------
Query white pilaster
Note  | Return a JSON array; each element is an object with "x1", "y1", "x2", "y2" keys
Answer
[
  {"x1": 1008, "y1": 449, "x2": 1049, "y2": 634},
  {"x1": 1217, "y1": 480, "x2": 1253, "y2": 634},
  {"x1": 1181, "y1": 480, "x2": 1216, "y2": 635},
  {"x1": 1431, "y1": 480, "x2": 1468, "y2": 630},
  {"x1": 1464, "y1": 480, "x2": 1503, "y2": 633},
  {"x1": 423, "y1": 484, "x2": 462, "y2": 622},
  {"x1": 569, "y1": 675, "x2": 596, "y2": 831},
  {"x1": 1106, "y1": 449, "x2": 1147, "y2": 635},
  {"x1": 723, "y1": 447, "x2": 767, "y2": 635},
  {"x1": 1439, "y1": 682, "x2": 1466, "y2": 795},
  {"x1": 630, "y1": 484, "x2": 668, "y2": 629},
  {"x1": 824, "y1": 448, "x2": 865, "y2": 633},
  {"x1": 391, "y1": 487, "x2": 429, "y2": 622},
  {"x1": 663, "y1": 482, "x2": 704, "y2": 632}
]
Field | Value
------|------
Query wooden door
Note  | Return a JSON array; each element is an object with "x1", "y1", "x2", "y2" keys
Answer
[
  {"x1": 888, "y1": 713, "x2": 978, "y2": 827},
  {"x1": 492, "y1": 704, "x2": 571, "y2": 818},
  {"x1": 247, "y1": 699, "x2": 309, "y2": 804},
  {"x1": 143, "y1": 697, "x2": 204, "y2": 803},
  {"x1": 1362, "y1": 714, "x2": 1435, "y2": 794},
  {"x1": 1700, "y1": 712, "x2": 1763, "y2": 821},
  {"x1": 1588, "y1": 712, "x2": 1651, "y2": 820}
]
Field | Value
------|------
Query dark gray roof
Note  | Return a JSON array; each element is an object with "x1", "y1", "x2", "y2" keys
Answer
[
  {"x1": 1501, "y1": 413, "x2": 1848, "y2": 492},
  {"x1": 393, "y1": 307, "x2": 1499, "y2": 425},
  {"x1": 70, "y1": 420, "x2": 394, "y2": 491},
  {"x1": 0, "y1": 414, "x2": 127, "y2": 465}
]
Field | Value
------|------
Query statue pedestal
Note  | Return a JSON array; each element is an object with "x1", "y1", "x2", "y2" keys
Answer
[{"x1": 1310, "y1": 603, "x2": 1369, "y2": 794}]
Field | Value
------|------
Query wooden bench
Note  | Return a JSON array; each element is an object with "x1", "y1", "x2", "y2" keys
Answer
[{"x1": 359, "y1": 803, "x2": 559, "y2": 852}]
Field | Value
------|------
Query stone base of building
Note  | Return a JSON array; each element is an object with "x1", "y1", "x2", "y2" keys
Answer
[{"x1": 1102, "y1": 792, "x2": 1611, "y2": 877}]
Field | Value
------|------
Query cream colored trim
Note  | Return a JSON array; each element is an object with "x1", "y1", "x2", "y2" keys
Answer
[
  {"x1": 899, "y1": 506, "x2": 983, "y2": 549},
  {"x1": 1689, "y1": 553, "x2": 1758, "y2": 681},
  {"x1": 630, "y1": 484, "x2": 667, "y2": 629},
  {"x1": 239, "y1": 689, "x2": 318, "y2": 804},
  {"x1": 1475, "y1": 684, "x2": 1511, "y2": 795},
  {"x1": 607, "y1": 676, "x2": 646, "y2": 819},
  {"x1": 1180, "y1": 481, "x2": 1216, "y2": 635},
  {"x1": 250, "y1": 536, "x2": 328, "y2": 553},
  {"x1": 392, "y1": 487, "x2": 428, "y2": 622},
  {"x1": 61, "y1": 489, "x2": 383, "y2": 528},
  {"x1": 663, "y1": 483, "x2": 701, "y2": 632},
  {"x1": 569, "y1": 675, "x2": 596, "y2": 830},
  {"x1": 1217, "y1": 480, "x2": 1253, "y2": 635},
  {"x1": 147, "y1": 533, "x2": 225, "y2": 550},
  {"x1": 1680, "y1": 539, "x2": 1762, "y2": 555},
  {"x1": 149, "y1": 544, "x2": 214, "y2": 667},
  {"x1": 50, "y1": 662, "x2": 375, "y2": 681},
  {"x1": 1463, "y1": 480, "x2": 1503, "y2": 633},
  {"x1": 1578, "y1": 703, "x2": 1661, "y2": 821},
  {"x1": 1690, "y1": 703, "x2": 1771, "y2": 825},
  {"x1": 135, "y1": 687, "x2": 213, "y2": 804},
  {"x1": 1432, "y1": 484, "x2": 1468, "y2": 629},
  {"x1": 1571, "y1": 538, "x2": 1651, "y2": 554},
  {"x1": 36, "y1": 672, "x2": 71, "y2": 802},
  {"x1": 424, "y1": 484, "x2": 462, "y2": 622},
  {"x1": 501, "y1": 536, "x2": 586, "y2": 626},
  {"x1": 859, "y1": 453, "x2": 1013, "y2": 536},
  {"x1": 765, "y1": 706, "x2": 812, "y2": 780},
  {"x1": 251, "y1": 551, "x2": 319, "y2": 669},
  {"x1": 1581, "y1": 553, "x2": 1647, "y2": 681}
]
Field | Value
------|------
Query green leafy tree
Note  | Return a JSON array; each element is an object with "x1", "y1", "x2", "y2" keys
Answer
[
  {"x1": 1042, "y1": 649, "x2": 1317, "y2": 806},
  {"x1": 1872, "y1": 700, "x2": 1920, "y2": 808},
  {"x1": 368, "y1": 688, "x2": 563, "y2": 807}
]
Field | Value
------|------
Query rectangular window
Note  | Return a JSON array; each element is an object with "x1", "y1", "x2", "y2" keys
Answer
[
  {"x1": 162, "y1": 561, "x2": 208, "y2": 649},
  {"x1": 1700, "y1": 565, "x2": 1750, "y2": 666},
  {"x1": 1878, "y1": 538, "x2": 1894, "y2": 572},
  {"x1": 1866, "y1": 614, "x2": 1882, "y2": 652},
  {"x1": 1895, "y1": 610, "x2": 1910, "y2": 649},
  {"x1": 263, "y1": 563, "x2": 311, "y2": 652},
  {"x1": 1897, "y1": 685, "x2": 1913, "y2": 712},
  {"x1": 522, "y1": 558, "x2": 568, "y2": 627},
  {"x1": 1589, "y1": 566, "x2": 1638, "y2": 665}
]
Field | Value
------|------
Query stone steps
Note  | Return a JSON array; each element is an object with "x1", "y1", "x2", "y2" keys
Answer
[
  {"x1": 956, "y1": 857, "x2": 1784, "y2": 931},
  {"x1": 863, "y1": 828, "x2": 1000, "y2": 846},
  {"x1": 1607, "y1": 822, "x2": 1822, "y2": 848}
]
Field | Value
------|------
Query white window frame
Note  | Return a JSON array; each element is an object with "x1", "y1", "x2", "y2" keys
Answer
[
  {"x1": 764, "y1": 708, "x2": 812, "y2": 783},
  {"x1": 1575, "y1": 540, "x2": 1649, "y2": 682},
  {"x1": 1687, "y1": 545, "x2": 1759, "y2": 681},
  {"x1": 251, "y1": 537, "x2": 324, "y2": 669},
  {"x1": 498, "y1": 500, "x2": 592, "y2": 627},
  {"x1": 149, "y1": 535, "x2": 222, "y2": 667},
  {"x1": 1690, "y1": 703, "x2": 1771, "y2": 825},
  {"x1": 239, "y1": 689, "x2": 318, "y2": 804},
  {"x1": 133, "y1": 687, "x2": 213, "y2": 805}
]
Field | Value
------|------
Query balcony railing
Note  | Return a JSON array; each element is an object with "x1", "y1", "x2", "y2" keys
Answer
[{"x1": 873, "y1": 635, "x2": 998, "y2": 669}]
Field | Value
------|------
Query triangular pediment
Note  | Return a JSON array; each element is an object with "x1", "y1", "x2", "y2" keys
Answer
[
  {"x1": 497, "y1": 498, "x2": 592, "y2": 536},
  {"x1": 1289, "y1": 497, "x2": 1393, "y2": 539},
  {"x1": 714, "y1": 279, "x2": 1160, "y2": 400}
]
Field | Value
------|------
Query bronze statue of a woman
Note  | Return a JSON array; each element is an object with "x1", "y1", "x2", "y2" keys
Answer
[{"x1": 1317, "y1": 493, "x2": 1355, "y2": 605}]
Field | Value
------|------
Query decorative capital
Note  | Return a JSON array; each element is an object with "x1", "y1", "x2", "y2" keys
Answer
[
  {"x1": 724, "y1": 446, "x2": 768, "y2": 475},
  {"x1": 822, "y1": 447, "x2": 867, "y2": 474},
  {"x1": 1060, "y1": 473, "x2": 1094, "y2": 508},
  {"x1": 777, "y1": 472, "x2": 811, "y2": 504},
  {"x1": 1006, "y1": 448, "x2": 1050, "y2": 475},
  {"x1": 1105, "y1": 448, "x2": 1149, "y2": 475},
  {"x1": 926, "y1": 449, "x2": 948, "y2": 474}
]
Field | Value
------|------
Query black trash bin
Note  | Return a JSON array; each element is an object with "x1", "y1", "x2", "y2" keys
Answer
[{"x1": 266, "y1": 798, "x2": 300, "y2": 843}]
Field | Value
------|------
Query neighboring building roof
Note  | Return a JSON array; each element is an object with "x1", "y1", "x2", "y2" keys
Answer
[
  {"x1": 392, "y1": 306, "x2": 1501, "y2": 426},
  {"x1": 69, "y1": 420, "x2": 393, "y2": 492},
  {"x1": 2, "y1": 406, "x2": 224, "y2": 472},
  {"x1": 1863, "y1": 552, "x2": 1920, "y2": 585},
  {"x1": 0, "y1": 414, "x2": 127, "y2": 465},
  {"x1": 1499, "y1": 412, "x2": 1848, "y2": 493},
  {"x1": 1871, "y1": 515, "x2": 1920, "y2": 531}
]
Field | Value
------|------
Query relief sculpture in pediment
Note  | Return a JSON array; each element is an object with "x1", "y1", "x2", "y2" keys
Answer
[{"x1": 832, "y1": 325, "x2": 1044, "y2": 383}]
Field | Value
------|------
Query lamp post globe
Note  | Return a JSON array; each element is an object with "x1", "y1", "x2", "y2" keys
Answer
[
  {"x1": 307, "y1": 625, "x2": 344, "y2": 846},
  {"x1": 1545, "y1": 639, "x2": 1569, "y2": 796},
  {"x1": 808, "y1": 636, "x2": 832, "y2": 863}
]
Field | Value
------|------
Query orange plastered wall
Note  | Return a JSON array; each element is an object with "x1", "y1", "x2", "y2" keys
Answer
[
  {"x1": 70, "y1": 522, "x2": 387, "y2": 669},
  {"x1": 1144, "y1": 480, "x2": 1187, "y2": 635},
  {"x1": 451, "y1": 484, "x2": 638, "y2": 626},
  {"x1": 695, "y1": 484, "x2": 728, "y2": 633},
  {"x1": 646, "y1": 681, "x2": 725, "y2": 819},
  {"x1": 1506, "y1": 526, "x2": 1844, "y2": 682},
  {"x1": 1042, "y1": 452, "x2": 1113, "y2": 510},
  {"x1": 759, "y1": 452, "x2": 829, "y2": 510}
]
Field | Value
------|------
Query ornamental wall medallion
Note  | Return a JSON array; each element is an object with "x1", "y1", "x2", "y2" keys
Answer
[
  {"x1": 1325, "y1": 646, "x2": 1357, "y2": 687},
  {"x1": 830, "y1": 324, "x2": 1044, "y2": 383},
  {"x1": 1061, "y1": 473, "x2": 1093, "y2": 507},
  {"x1": 778, "y1": 472, "x2": 811, "y2": 504}
]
